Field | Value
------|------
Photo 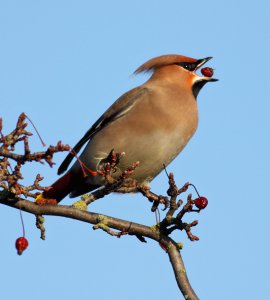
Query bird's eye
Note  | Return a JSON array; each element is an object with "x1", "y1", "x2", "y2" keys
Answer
[
  {"x1": 183, "y1": 63, "x2": 191, "y2": 70},
  {"x1": 176, "y1": 62, "x2": 197, "y2": 71}
]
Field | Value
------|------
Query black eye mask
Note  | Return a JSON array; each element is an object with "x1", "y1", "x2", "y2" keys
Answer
[{"x1": 175, "y1": 62, "x2": 197, "y2": 71}]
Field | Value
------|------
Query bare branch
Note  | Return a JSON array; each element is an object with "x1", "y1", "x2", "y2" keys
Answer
[
  {"x1": 0, "y1": 113, "x2": 70, "y2": 198},
  {"x1": 0, "y1": 114, "x2": 206, "y2": 300},
  {"x1": 167, "y1": 245, "x2": 199, "y2": 300},
  {"x1": 0, "y1": 195, "x2": 199, "y2": 300}
]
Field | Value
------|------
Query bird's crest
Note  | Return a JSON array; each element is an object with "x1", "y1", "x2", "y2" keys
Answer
[{"x1": 134, "y1": 54, "x2": 198, "y2": 74}]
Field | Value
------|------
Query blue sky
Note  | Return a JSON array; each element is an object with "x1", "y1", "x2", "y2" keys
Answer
[{"x1": 1, "y1": 1, "x2": 269, "y2": 299}]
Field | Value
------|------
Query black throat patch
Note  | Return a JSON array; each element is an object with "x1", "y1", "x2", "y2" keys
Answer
[{"x1": 192, "y1": 80, "x2": 208, "y2": 98}]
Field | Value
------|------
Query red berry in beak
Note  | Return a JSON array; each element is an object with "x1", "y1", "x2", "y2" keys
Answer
[
  {"x1": 201, "y1": 67, "x2": 214, "y2": 77},
  {"x1": 194, "y1": 197, "x2": 208, "y2": 210},
  {"x1": 15, "y1": 237, "x2": 29, "y2": 255}
]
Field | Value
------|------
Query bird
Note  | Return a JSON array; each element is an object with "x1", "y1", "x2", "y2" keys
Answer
[{"x1": 41, "y1": 54, "x2": 217, "y2": 202}]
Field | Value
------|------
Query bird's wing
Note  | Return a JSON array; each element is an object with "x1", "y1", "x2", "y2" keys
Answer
[{"x1": 58, "y1": 86, "x2": 149, "y2": 174}]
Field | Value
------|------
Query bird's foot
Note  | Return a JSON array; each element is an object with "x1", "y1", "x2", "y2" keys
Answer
[{"x1": 114, "y1": 177, "x2": 139, "y2": 193}]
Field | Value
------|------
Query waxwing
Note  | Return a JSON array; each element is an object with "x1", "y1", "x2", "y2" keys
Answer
[{"x1": 42, "y1": 54, "x2": 217, "y2": 202}]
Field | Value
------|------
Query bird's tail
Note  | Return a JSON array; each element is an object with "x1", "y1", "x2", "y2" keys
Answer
[{"x1": 42, "y1": 172, "x2": 74, "y2": 203}]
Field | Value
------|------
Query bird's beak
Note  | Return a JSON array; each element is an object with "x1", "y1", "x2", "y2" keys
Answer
[
  {"x1": 196, "y1": 57, "x2": 218, "y2": 82},
  {"x1": 196, "y1": 57, "x2": 213, "y2": 70}
]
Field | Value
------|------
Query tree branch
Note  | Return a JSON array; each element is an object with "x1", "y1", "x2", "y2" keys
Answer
[
  {"x1": 167, "y1": 245, "x2": 198, "y2": 299},
  {"x1": 0, "y1": 114, "x2": 203, "y2": 299},
  {"x1": 0, "y1": 195, "x2": 198, "y2": 300}
]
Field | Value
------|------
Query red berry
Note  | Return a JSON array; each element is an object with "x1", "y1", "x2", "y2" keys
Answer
[
  {"x1": 194, "y1": 197, "x2": 208, "y2": 210},
  {"x1": 15, "y1": 237, "x2": 29, "y2": 255},
  {"x1": 201, "y1": 67, "x2": 214, "y2": 77}
]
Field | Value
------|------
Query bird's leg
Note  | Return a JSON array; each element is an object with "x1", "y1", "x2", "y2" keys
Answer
[{"x1": 114, "y1": 177, "x2": 139, "y2": 193}]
